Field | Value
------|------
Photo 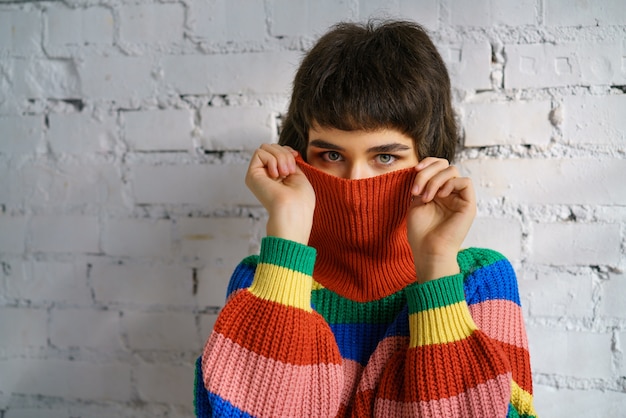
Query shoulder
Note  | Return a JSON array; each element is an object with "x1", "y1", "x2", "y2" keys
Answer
[{"x1": 457, "y1": 247, "x2": 521, "y2": 306}]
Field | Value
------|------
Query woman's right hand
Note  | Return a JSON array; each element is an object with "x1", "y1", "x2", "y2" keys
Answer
[{"x1": 245, "y1": 144, "x2": 315, "y2": 245}]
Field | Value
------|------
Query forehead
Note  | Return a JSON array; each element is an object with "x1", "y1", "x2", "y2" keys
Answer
[{"x1": 307, "y1": 125, "x2": 415, "y2": 149}]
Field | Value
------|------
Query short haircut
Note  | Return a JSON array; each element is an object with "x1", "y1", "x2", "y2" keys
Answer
[{"x1": 278, "y1": 19, "x2": 457, "y2": 162}]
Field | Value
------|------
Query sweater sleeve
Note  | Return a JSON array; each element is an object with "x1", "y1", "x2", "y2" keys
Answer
[
  {"x1": 375, "y1": 248, "x2": 537, "y2": 418},
  {"x1": 195, "y1": 236, "x2": 344, "y2": 418}
]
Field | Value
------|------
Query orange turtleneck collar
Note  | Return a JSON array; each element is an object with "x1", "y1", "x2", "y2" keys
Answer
[{"x1": 296, "y1": 157, "x2": 418, "y2": 302}]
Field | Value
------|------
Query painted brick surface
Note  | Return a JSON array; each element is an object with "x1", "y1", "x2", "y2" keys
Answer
[
  {"x1": 0, "y1": 115, "x2": 43, "y2": 154},
  {"x1": 124, "y1": 108, "x2": 194, "y2": 151},
  {"x1": 48, "y1": 112, "x2": 117, "y2": 154},
  {"x1": 561, "y1": 94, "x2": 626, "y2": 145},
  {"x1": 200, "y1": 106, "x2": 277, "y2": 150},
  {"x1": 187, "y1": 0, "x2": 267, "y2": 42},
  {"x1": 505, "y1": 42, "x2": 626, "y2": 89},
  {"x1": 463, "y1": 100, "x2": 553, "y2": 146},
  {"x1": 46, "y1": 6, "x2": 114, "y2": 47},
  {"x1": 1, "y1": 0, "x2": 624, "y2": 416}
]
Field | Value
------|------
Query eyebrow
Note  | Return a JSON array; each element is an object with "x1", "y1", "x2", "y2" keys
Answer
[{"x1": 308, "y1": 139, "x2": 412, "y2": 153}]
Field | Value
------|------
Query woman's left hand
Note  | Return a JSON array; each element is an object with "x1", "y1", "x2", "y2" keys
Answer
[{"x1": 407, "y1": 157, "x2": 477, "y2": 283}]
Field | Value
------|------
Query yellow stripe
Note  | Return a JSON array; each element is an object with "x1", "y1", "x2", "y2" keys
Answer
[
  {"x1": 312, "y1": 280, "x2": 325, "y2": 291},
  {"x1": 511, "y1": 380, "x2": 537, "y2": 417},
  {"x1": 248, "y1": 262, "x2": 312, "y2": 312},
  {"x1": 409, "y1": 301, "x2": 477, "y2": 347}
]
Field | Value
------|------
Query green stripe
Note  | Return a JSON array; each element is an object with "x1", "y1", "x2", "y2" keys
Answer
[
  {"x1": 457, "y1": 247, "x2": 507, "y2": 277},
  {"x1": 405, "y1": 273, "x2": 465, "y2": 314},
  {"x1": 311, "y1": 288, "x2": 407, "y2": 324},
  {"x1": 259, "y1": 236, "x2": 316, "y2": 275}
]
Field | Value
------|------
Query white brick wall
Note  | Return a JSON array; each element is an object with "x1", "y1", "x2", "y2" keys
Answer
[{"x1": 1, "y1": 0, "x2": 624, "y2": 417}]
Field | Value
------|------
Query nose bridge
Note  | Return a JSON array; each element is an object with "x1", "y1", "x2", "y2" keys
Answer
[{"x1": 347, "y1": 161, "x2": 367, "y2": 180}]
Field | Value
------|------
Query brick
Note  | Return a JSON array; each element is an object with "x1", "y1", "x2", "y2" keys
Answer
[
  {"x1": 48, "y1": 112, "x2": 117, "y2": 154},
  {"x1": 102, "y1": 218, "x2": 171, "y2": 258},
  {"x1": 2, "y1": 404, "x2": 181, "y2": 418},
  {"x1": 200, "y1": 106, "x2": 276, "y2": 150},
  {"x1": 122, "y1": 311, "x2": 198, "y2": 351},
  {"x1": 269, "y1": 0, "x2": 353, "y2": 37},
  {"x1": 0, "y1": 114, "x2": 43, "y2": 154},
  {"x1": 47, "y1": 6, "x2": 113, "y2": 46},
  {"x1": 545, "y1": 0, "x2": 626, "y2": 26},
  {"x1": 526, "y1": 326, "x2": 612, "y2": 378},
  {"x1": 0, "y1": 215, "x2": 27, "y2": 254},
  {"x1": 130, "y1": 163, "x2": 257, "y2": 206},
  {"x1": 534, "y1": 386, "x2": 626, "y2": 418},
  {"x1": 12, "y1": 58, "x2": 81, "y2": 99},
  {"x1": 449, "y1": 0, "x2": 490, "y2": 26},
  {"x1": 439, "y1": 42, "x2": 492, "y2": 91},
  {"x1": 136, "y1": 362, "x2": 194, "y2": 405},
  {"x1": 0, "y1": 161, "x2": 9, "y2": 204},
  {"x1": 78, "y1": 55, "x2": 154, "y2": 101},
  {"x1": 521, "y1": 270, "x2": 594, "y2": 317},
  {"x1": 460, "y1": 158, "x2": 626, "y2": 205},
  {"x1": 199, "y1": 313, "x2": 218, "y2": 342},
  {"x1": 358, "y1": 0, "x2": 438, "y2": 29},
  {"x1": 0, "y1": 307, "x2": 48, "y2": 353},
  {"x1": 0, "y1": 10, "x2": 41, "y2": 55},
  {"x1": 50, "y1": 308, "x2": 123, "y2": 351},
  {"x1": 179, "y1": 218, "x2": 254, "y2": 306},
  {"x1": 505, "y1": 42, "x2": 626, "y2": 89},
  {"x1": 461, "y1": 218, "x2": 522, "y2": 261},
  {"x1": 161, "y1": 51, "x2": 300, "y2": 96},
  {"x1": 0, "y1": 358, "x2": 131, "y2": 401},
  {"x1": 562, "y1": 94, "x2": 626, "y2": 145},
  {"x1": 91, "y1": 263, "x2": 194, "y2": 306},
  {"x1": 598, "y1": 272, "x2": 626, "y2": 318},
  {"x1": 119, "y1": 3, "x2": 184, "y2": 44},
  {"x1": 530, "y1": 223, "x2": 620, "y2": 266},
  {"x1": 14, "y1": 161, "x2": 124, "y2": 208},
  {"x1": 463, "y1": 100, "x2": 552, "y2": 146},
  {"x1": 492, "y1": 0, "x2": 537, "y2": 26},
  {"x1": 187, "y1": 0, "x2": 266, "y2": 41},
  {"x1": 123, "y1": 109, "x2": 194, "y2": 151},
  {"x1": 619, "y1": 331, "x2": 626, "y2": 377},
  {"x1": 30, "y1": 215, "x2": 99, "y2": 253},
  {"x1": 4, "y1": 261, "x2": 92, "y2": 305}
]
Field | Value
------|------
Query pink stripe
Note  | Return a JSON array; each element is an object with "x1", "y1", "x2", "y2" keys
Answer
[
  {"x1": 358, "y1": 336, "x2": 409, "y2": 393},
  {"x1": 373, "y1": 373, "x2": 511, "y2": 418},
  {"x1": 202, "y1": 331, "x2": 343, "y2": 418},
  {"x1": 340, "y1": 359, "x2": 363, "y2": 407},
  {"x1": 469, "y1": 300, "x2": 529, "y2": 349}
]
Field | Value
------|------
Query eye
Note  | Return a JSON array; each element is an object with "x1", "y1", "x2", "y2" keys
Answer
[
  {"x1": 322, "y1": 151, "x2": 343, "y2": 162},
  {"x1": 376, "y1": 154, "x2": 396, "y2": 164}
]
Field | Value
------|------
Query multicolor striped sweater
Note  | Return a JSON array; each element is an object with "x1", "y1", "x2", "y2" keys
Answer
[{"x1": 195, "y1": 161, "x2": 537, "y2": 417}]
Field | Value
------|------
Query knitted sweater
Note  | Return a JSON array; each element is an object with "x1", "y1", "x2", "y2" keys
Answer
[{"x1": 194, "y1": 161, "x2": 537, "y2": 418}]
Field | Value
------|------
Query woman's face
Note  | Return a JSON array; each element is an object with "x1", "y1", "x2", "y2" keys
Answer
[{"x1": 306, "y1": 125, "x2": 419, "y2": 179}]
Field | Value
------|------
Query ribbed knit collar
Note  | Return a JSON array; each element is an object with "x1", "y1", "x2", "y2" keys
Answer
[{"x1": 297, "y1": 158, "x2": 417, "y2": 302}]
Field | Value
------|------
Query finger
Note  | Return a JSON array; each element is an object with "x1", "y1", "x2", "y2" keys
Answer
[
  {"x1": 260, "y1": 143, "x2": 297, "y2": 176},
  {"x1": 411, "y1": 158, "x2": 450, "y2": 195},
  {"x1": 420, "y1": 166, "x2": 462, "y2": 202},
  {"x1": 249, "y1": 147, "x2": 280, "y2": 179},
  {"x1": 437, "y1": 177, "x2": 473, "y2": 200},
  {"x1": 414, "y1": 165, "x2": 460, "y2": 202}
]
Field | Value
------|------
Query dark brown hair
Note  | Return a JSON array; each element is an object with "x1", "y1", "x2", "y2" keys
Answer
[{"x1": 278, "y1": 20, "x2": 457, "y2": 162}]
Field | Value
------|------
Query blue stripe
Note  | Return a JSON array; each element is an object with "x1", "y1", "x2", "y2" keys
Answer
[
  {"x1": 226, "y1": 256, "x2": 258, "y2": 298},
  {"x1": 464, "y1": 259, "x2": 521, "y2": 306},
  {"x1": 208, "y1": 392, "x2": 256, "y2": 417},
  {"x1": 330, "y1": 322, "x2": 392, "y2": 365},
  {"x1": 194, "y1": 357, "x2": 212, "y2": 417}
]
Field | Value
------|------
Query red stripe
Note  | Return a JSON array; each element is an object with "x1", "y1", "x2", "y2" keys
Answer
[
  {"x1": 377, "y1": 331, "x2": 512, "y2": 403},
  {"x1": 214, "y1": 290, "x2": 342, "y2": 366}
]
